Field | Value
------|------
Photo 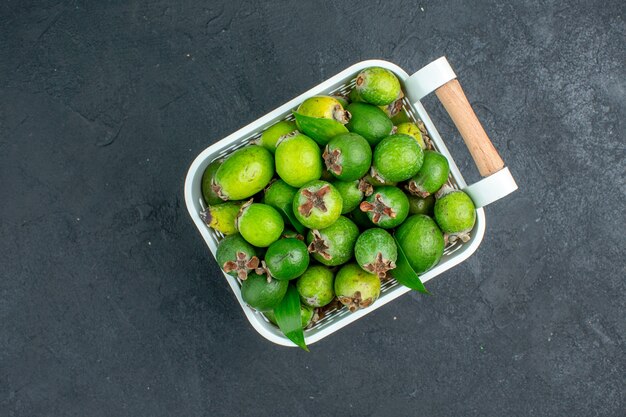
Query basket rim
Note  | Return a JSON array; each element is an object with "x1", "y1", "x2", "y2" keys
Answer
[{"x1": 184, "y1": 59, "x2": 486, "y2": 347}]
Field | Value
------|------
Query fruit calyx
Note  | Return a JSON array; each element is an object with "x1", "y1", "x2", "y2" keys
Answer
[
  {"x1": 254, "y1": 259, "x2": 273, "y2": 282},
  {"x1": 358, "y1": 178, "x2": 374, "y2": 196},
  {"x1": 234, "y1": 199, "x2": 254, "y2": 228},
  {"x1": 444, "y1": 231, "x2": 472, "y2": 245},
  {"x1": 362, "y1": 252, "x2": 397, "y2": 279},
  {"x1": 434, "y1": 184, "x2": 454, "y2": 199},
  {"x1": 333, "y1": 105, "x2": 351, "y2": 124},
  {"x1": 323, "y1": 146, "x2": 342, "y2": 175},
  {"x1": 199, "y1": 208, "x2": 212, "y2": 226},
  {"x1": 307, "y1": 229, "x2": 332, "y2": 260},
  {"x1": 360, "y1": 193, "x2": 396, "y2": 223},
  {"x1": 275, "y1": 130, "x2": 299, "y2": 147},
  {"x1": 298, "y1": 185, "x2": 331, "y2": 217},
  {"x1": 222, "y1": 251, "x2": 260, "y2": 280},
  {"x1": 211, "y1": 178, "x2": 229, "y2": 201},
  {"x1": 386, "y1": 98, "x2": 404, "y2": 118},
  {"x1": 338, "y1": 291, "x2": 374, "y2": 312},
  {"x1": 406, "y1": 181, "x2": 430, "y2": 198}
]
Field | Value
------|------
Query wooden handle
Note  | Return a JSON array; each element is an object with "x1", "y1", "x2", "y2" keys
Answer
[{"x1": 435, "y1": 79, "x2": 504, "y2": 177}]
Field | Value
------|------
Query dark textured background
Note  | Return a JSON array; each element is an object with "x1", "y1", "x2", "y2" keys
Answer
[{"x1": 1, "y1": 1, "x2": 624, "y2": 416}]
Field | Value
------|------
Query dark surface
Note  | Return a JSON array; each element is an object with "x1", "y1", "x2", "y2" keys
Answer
[{"x1": 1, "y1": 1, "x2": 624, "y2": 416}]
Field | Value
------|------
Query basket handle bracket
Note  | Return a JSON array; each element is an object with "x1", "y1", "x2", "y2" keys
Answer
[{"x1": 405, "y1": 57, "x2": 518, "y2": 208}]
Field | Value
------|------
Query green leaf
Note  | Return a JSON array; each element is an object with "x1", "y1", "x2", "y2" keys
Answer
[
  {"x1": 293, "y1": 112, "x2": 348, "y2": 146},
  {"x1": 274, "y1": 285, "x2": 309, "y2": 351},
  {"x1": 274, "y1": 205, "x2": 306, "y2": 235},
  {"x1": 391, "y1": 236, "x2": 431, "y2": 295}
]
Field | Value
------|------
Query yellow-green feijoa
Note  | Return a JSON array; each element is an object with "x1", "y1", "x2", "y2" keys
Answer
[
  {"x1": 360, "y1": 186, "x2": 409, "y2": 229},
  {"x1": 372, "y1": 134, "x2": 424, "y2": 182},
  {"x1": 323, "y1": 132, "x2": 372, "y2": 181},
  {"x1": 395, "y1": 214, "x2": 445, "y2": 273},
  {"x1": 307, "y1": 216, "x2": 359, "y2": 266},
  {"x1": 264, "y1": 238, "x2": 310, "y2": 281},
  {"x1": 297, "y1": 96, "x2": 351, "y2": 122},
  {"x1": 407, "y1": 151, "x2": 450, "y2": 197},
  {"x1": 264, "y1": 302, "x2": 314, "y2": 328},
  {"x1": 355, "y1": 67, "x2": 402, "y2": 106},
  {"x1": 396, "y1": 122, "x2": 425, "y2": 149},
  {"x1": 434, "y1": 190, "x2": 476, "y2": 234},
  {"x1": 200, "y1": 201, "x2": 241, "y2": 235},
  {"x1": 345, "y1": 102, "x2": 394, "y2": 146},
  {"x1": 333, "y1": 180, "x2": 364, "y2": 214},
  {"x1": 293, "y1": 180, "x2": 343, "y2": 229},
  {"x1": 241, "y1": 272, "x2": 288, "y2": 312},
  {"x1": 275, "y1": 133, "x2": 323, "y2": 188},
  {"x1": 213, "y1": 145, "x2": 274, "y2": 201},
  {"x1": 354, "y1": 228, "x2": 397, "y2": 279},
  {"x1": 258, "y1": 120, "x2": 297, "y2": 153},
  {"x1": 236, "y1": 201, "x2": 284, "y2": 247},
  {"x1": 294, "y1": 96, "x2": 350, "y2": 145},
  {"x1": 334, "y1": 263, "x2": 381, "y2": 312},
  {"x1": 296, "y1": 265, "x2": 335, "y2": 308},
  {"x1": 201, "y1": 159, "x2": 223, "y2": 205}
]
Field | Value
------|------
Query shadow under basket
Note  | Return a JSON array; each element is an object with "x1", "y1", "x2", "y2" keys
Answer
[{"x1": 184, "y1": 57, "x2": 517, "y2": 347}]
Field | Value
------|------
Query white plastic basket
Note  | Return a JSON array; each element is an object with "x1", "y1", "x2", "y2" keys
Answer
[{"x1": 184, "y1": 57, "x2": 517, "y2": 347}]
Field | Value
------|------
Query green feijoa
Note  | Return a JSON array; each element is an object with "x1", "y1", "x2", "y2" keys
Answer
[
  {"x1": 320, "y1": 168, "x2": 335, "y2": 181},
  {"x1": 306, "y1": 215, "x2": 359, "y2": 266},
  {"x1": 372, "y1": 134, "x2": 424, "y2": 182},
  {"x1": 264, "y1": 303, "x2": 314, "y2": 328},
  {"x1": 391, "y1": 109, "x2": 411, "y2": 125},
  {"x1": 407, "y1": 151, "x2": 450, "y2": 197},
  {"x1": 296, "y1": 265, "x2": 335, "y2": 307},
  {"x1": 241, "y1": 272, "x2": 289, "y2": 312},
  {"x1": 334, "y1": 263, "x2": 381, "y2": 312},
  {"x1": 213, "y1": 145, "x2": 274, "y2": 201},
  {"x1": 264, "y1": 180, "x2": 301, "y2": 226},
  {"x1": 395, "y1": 122, "x2": 426, "y2": 149},
  {"x1": 264, "y1": 180, "x2": 297, "y2": 210},
  {"x1": 201, "y1": 159, "x2": 224, "y2": 205},
  {"x1": 281, "y1": 228, "x2": 304, "y2": 240},
  {"x1": 349, "y1": 207, "x2": 374, "y2": 229},
  {"x1": 333, "y1": 180, "x2": 364, "y2": 214},
  {"x1": 345, "y1": 102, "x2": 394, "y2": 146},
  {"x1": 323, "y1": 133, "x2": 372, "y2": 181},
  {"x1": 265, "y1": 238, "x2": 310, "y2": 281},
  {"x1": 293, "y1": 180, "x2": 343, "y2": 229},
  {"x1": 355, "y1": 67, "x2": 402, "y2": 106},
  {"x1": 258, "y1": 120, "x2": 297, "y2": 154},
  {"x1": 236, "y1": 202, "x2": 284, "y2": 247},
  {"x1": 349, "y1": 87, "x2": 365, "y2": 103},
  {"x1": 215, "y1": 234, "x2": 259, "y2": 279},
  {"x1": 408, "y1": 194, "x2": 435, "y2": 216},
  {"x1": 395, "y1": 214, "x2": 445, "y2": 273},
  {"x1": 434, "y1": 190, "x2": 476, "y2": 234},
  {"x1": 331, "y1": 94, "x2": 349, "y2": 108},
  {"x1": 360, "y1": 186, "x2": 409, "y2": 229},
  {"x1": 275, "y1": 133, "x2": 323, "y2": 188},
  {"x1": 354, "y1": 228, "x2": 398, "y2": 278}
]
